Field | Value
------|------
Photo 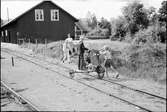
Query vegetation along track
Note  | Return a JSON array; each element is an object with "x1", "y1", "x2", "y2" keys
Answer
[
  {"x1": 1, "y1": 81, "x2": 40, "y2": 111},
  {"x1": 2, "y1": 48, "x2": 166, "y2": 112}
]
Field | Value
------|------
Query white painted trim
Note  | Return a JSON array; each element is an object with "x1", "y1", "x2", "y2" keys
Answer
[
  {"x1": 5, "y1": 30, "x2": 8, "y2": 36},
  {"x1": 35, "y1": 9, "x2": 44, "y2": 21},
  {"x1": 51, "y1": 9, "x2": 59, "y2": 21}
]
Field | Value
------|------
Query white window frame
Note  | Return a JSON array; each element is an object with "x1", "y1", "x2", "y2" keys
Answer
[
  {"x1": 35, "y1": 9, "x2": 44, "y2": 21},
  {"x1": 5, "y1": 30, "x2": 8, "y2": 36},
  {"x1": 51, "y1": 9, "x2": 59, "y2": 21}
]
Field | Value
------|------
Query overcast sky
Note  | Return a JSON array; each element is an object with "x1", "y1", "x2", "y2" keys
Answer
[{"x1": 1, "y1": 0, "x2": 164, "y2": 21}]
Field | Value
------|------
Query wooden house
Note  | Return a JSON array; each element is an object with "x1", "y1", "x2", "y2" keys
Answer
[{"x1": 1, "y1": 0, "x2": 86, "y2": 43}]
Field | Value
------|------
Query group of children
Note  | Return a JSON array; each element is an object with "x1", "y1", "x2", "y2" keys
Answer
[
  {"x1": 62, "y1": 33, "x2": 119, "y2": 78},
  {"x1": 62, "y1": 33, "x2": 88, "y2": 70}
]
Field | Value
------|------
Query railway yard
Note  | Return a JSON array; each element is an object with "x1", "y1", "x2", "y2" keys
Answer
[{"x1": 1, "y1": 43, "x2": 166, "y2": 111}]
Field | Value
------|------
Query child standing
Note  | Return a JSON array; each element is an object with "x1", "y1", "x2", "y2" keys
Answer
[
  {"x1": 62, "y1": 34, "x2": 73, "y2": 63},
  {"x1": 78, "y1": 35, "x2": 88, "y2": 70},
  {"x1": 100, "y1": 46, "x2": 119, "y2": 78}
]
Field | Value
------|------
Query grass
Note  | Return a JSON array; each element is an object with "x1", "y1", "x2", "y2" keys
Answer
[
  {"x1": 117, "y1": 42, "x2": 166, "y2": 84},
  {"x1": 84, "y1": 39, "x2": 129, "y2": 51},
  {"x1": 21, "y1": 39, "x2": 166, "y2": 84}
]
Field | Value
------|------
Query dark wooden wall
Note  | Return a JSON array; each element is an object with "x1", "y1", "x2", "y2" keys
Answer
[{"x1": 1, "y1": 1, "x2": 77, "y2": 43}]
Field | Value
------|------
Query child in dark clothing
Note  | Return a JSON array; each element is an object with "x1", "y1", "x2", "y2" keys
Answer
[{"x1": 78, "y1": 35, "x2": 88, "y2": 70}]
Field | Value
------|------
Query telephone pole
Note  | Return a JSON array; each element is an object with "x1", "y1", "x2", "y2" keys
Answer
[{"x1": 7, "y1": 8, "x2": 9, "y2": 22}]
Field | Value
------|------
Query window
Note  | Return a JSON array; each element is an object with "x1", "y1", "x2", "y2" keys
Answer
[
  {"x1": 51, "y1": 9, "x2": 59, "y2": 21},
  {"x1": 35, "y1": 9, "x2": 44, "y2": 21},
  {"x1": 5, "y1": 30, "x2": 8, "y2": 36},
  {"x1": 16, "y1": 32, "x2": 19, "y2": 37}
]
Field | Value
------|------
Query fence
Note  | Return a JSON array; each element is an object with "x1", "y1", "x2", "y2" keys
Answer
[
  {"x1": 86, "y1": 35, "x2": 109, "y2": 39},
  {"x1": 17, "y1": 38, "x2": 64, "y2": 59}
]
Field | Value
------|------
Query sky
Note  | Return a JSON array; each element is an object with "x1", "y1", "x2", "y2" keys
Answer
[{"x1": 1, "y1": 0, "x2": 164, "y2": 21}]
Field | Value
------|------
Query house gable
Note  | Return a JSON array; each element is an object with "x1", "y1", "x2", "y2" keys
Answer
[
  {"x1": 1, "y1": 1, "x2": 78, "y2": 28},
  {"x1": 1, "y1": 1, "x2": 79, "y2": 43}
]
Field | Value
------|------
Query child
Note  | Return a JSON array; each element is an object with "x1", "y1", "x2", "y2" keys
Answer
[
  {"x1": 78, "y1": 35, "x2": 88, "y2": 70},
  {"x1": 62, "y1": 34, "x2": 73, "y2": 63},
  {"x1": 62, "y1": 40, "x2": 68, "y2": 63},
  {"x1": 101, "y1": 46, "x2": 119, "y2": 78}
]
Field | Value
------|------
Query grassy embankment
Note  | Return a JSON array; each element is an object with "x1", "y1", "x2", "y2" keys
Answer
[{"x1": 22, "y1": 39, "x2": 166, "y2": 84}]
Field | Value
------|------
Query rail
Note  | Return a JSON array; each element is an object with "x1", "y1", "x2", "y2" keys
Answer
[{"x1": 1, "y1": 81, "x2": 40, "y2": 111}]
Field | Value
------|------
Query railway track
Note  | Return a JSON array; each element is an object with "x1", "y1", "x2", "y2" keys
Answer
[
  {"x1": 2, "y1": 48, "x2": 166, "y2": 112},
  {"x1": 1, "y1": 81, "x2": 40, "y2": 111},
  {"x1": 2, "y1": 48, "x2": 166, "y2": 100}
]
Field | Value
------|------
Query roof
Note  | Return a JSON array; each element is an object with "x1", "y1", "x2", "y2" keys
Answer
[{"x1": 1, "y1": 0, "x2": 78, "y2": 28}]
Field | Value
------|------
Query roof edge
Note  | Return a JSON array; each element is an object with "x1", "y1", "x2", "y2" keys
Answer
[{"x1": 1, "y1": 0, "x2": 78, "y2": 28}]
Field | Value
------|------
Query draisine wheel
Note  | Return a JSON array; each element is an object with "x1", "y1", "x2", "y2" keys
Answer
[
  {"x1": 97, "y1": 72, "x2": 105, "y2": 79},
  {"x1": 95, "y1": 65, "x2": 105, "y2": 79}
]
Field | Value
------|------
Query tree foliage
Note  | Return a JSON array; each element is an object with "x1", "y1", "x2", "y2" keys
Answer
[
  {"x1": 99, "y1": 17, "x2": 111, "y2": 35},
  {"x1": 86, "y1": 11, "x2": 98, "y2": 30},
  {"x1": 122, "y1": 1, "x2": 149, "y2": 35},
  {"x1": 144, "y1": 6, "x2": 158, "y2": 26},
  {"x1": 158, "y1": 1, "x2": 167, "y2": 22},
  {"x1": 109, "y1": 0, "x2": 166, "y2": 43},
  {"x1": 110, "y1": 17, "x2": 126, "y2": 40},
  {"x1": 99, "y1": 17, "x2": 110, "y2": 29},
  {"x1": 157, "y1": 1, "x2": 167, "y2": 43},
  {"x1": 109, "y1": 1, "x2": 166, "y2": 83},
  {"x1": 85, "y1": 12, "x2": 111, "y2": 37}
]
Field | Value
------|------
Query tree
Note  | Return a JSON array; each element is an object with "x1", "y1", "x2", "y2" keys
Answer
[
  {"x1": 146, "y1": 6, "x2": 158, "y2": 25},
  {"x1": 110, "y1": 17, "x2": 126, "y2": 41},
  {"x1": 99, "y1": 17, "x2": 111, "y2": 35},
  {"x1": 122, "y1": 1, "x2": 149, "y2": 35},
  {"x1": 86, "y1": 11, "x2": 98, "y2": 30},
  {"x1": 158, "y1": 1, "x2": 167, "y2": 22},
  {"x1": 99, "y1": 17, "x2": 110, "y2": 29},
  {"x1": 157, "y1": 1, "x2": 167, "y2": 43}
]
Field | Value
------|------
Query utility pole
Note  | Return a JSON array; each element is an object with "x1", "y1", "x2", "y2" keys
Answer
[
  {"x1": 7, "y1": 8, "x2": 9, "y2": 22},
  {"x1": 96, "y1": 21, "x2": 98, "y2": 37}
]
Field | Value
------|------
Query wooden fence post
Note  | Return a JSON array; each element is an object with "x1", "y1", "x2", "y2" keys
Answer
[
  {"x1": 35, "y1": 39, "x2": 38, "y2": 47},
  {"x1": 35, "y1": 39, "x2": 38, "y2": 53},
  {"x1": 12, "y1": 57, "x2": 14, "y2": 67},
  {"x1": 23, "y1": 38, "x2": 25, "y2": 48},
  {"x1": 44, "y1": 38, "x2": 47, "y2": 56},
  {"x1": 60, "y1": 40, "x2": 63, "y2": 59},
  {"x1": 28, "y1": 38, "x2": 30, "y2": 49},
  {"x1": 17, "y1": 39, "x2": 19, "y2": 45},
  {"x1": 45, "y1": 38, "x2": 47, "y2": 48}
]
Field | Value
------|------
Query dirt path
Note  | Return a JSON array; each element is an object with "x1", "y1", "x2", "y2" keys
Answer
[
  {"x1": 1, "y1": 43, "x2": 166, "y2": 111},
  {"x1": 1, "y1": 51, "x2": 142, "y2": 111}
]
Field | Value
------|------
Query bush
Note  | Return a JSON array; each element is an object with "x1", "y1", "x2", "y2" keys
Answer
[
  {"x1": 132, "y1": 25, "x2": 161, "y2": 45},
  {"x1": 87, "y1": 28, "x2": 110, "y2": 36},
  {"x1": 119, "y1": 42, "x2": 166, "y2": 82}
]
